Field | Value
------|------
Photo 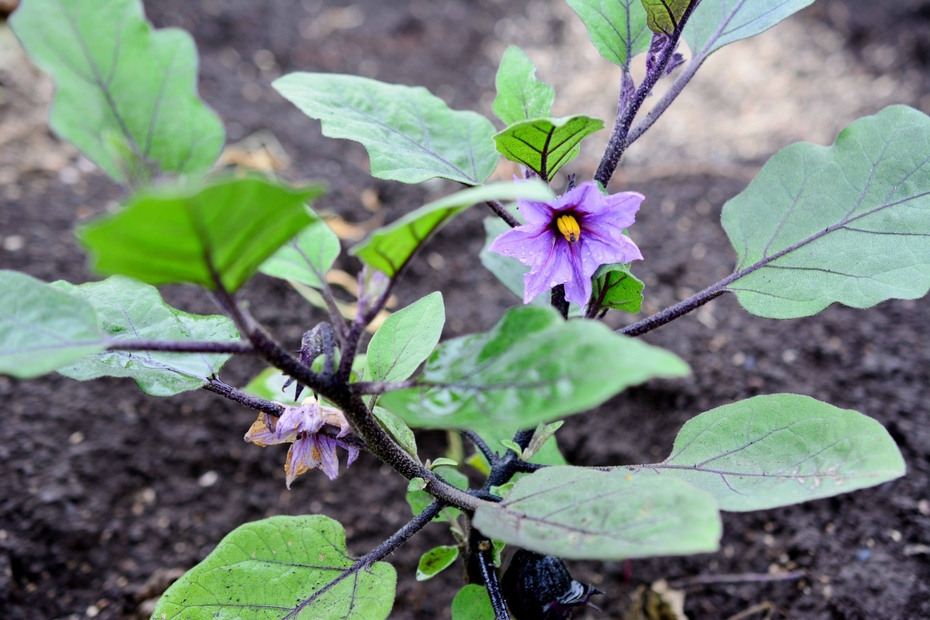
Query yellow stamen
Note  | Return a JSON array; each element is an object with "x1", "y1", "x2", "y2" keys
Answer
[{"x1": 556, "y1": 214, "x2": 581, "y2": 243}]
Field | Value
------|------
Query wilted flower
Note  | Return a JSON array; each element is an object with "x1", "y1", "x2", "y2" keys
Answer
[
  {"x1": 245, "y1": 398, "x2": 359, "y2": 487},
  {"x1": 489, "y1": 181, "x2": 644, "y2": 306}
]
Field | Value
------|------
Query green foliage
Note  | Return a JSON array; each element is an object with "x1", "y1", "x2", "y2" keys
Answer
[
  {"x1": 52, "y1": 276, "x2": 238, "y2": 396},
  {"x1": 493, "y1": 115, "x2": 604, "y2": 181},
  {"x1": 243, "y1": 367, "x2": 302, "y2": 406},
  {"x1": 80, "y1": 178, "x2": 322, "y2": 292},
  {"x1": 152, "y1": 515, "x2": 396, "y2": 620},
  {"x1": 406, "y1": 465, "x2": 467, "y2": 523},
  {"x1": 274, "y1": 73, "x2": 498, "y2": 185},
  {"x1": 624, "y1": 394, "x2": 906, "y2": 511},
  {"x1": 723, "y1": 106, "x2": 930, "y2": 319},
  {"x1": 0, "y1": 271, "x2": 104, "y2": 378},
  {"x1": 367, "y1": 293, "x2": 445, "y2": 382},
  {"x1": 416, "y1": 546, "x2": 460, "y2": 581},
  {"x1": 379, "y1": 306, "x2": 689, "y2": 438},
  {"x1": 10, "y1": 0, "x2": 224, "y2": 186},
  {"x1": 684, "y1": 0, "x2": 815, "y2": 57},
  {"x1": 259, "y1": 218, "x2": 341, "y2": 289},
  {"x1": 567, "y1": 0, "x2": 652, "y2": 68},
  {"x1": 373, "y1": 406, "x2": 419, "y2": 458},
  {"x1": 351, "y1": 181, "x2": 553, "y2": 277},
  {"x1": 472, "y1": 466, "x2": 721, "y2": 560},
  {"x1": 451, "y1": 585, "x2": 496, "y2": 620},
  {"x1": 591, "y1": 263, "x2": 644, "y2": 313},
  {"x1": 493, "y1": 45, "x2": 555, "y2": 125},
  {"x1": 641, "y1": 0, "x2": 693, "y2": 34}
]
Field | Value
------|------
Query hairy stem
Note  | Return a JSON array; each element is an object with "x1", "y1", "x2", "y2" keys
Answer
[
  {"x1": 619, "y1": 281, "x2": 726, "y2": 337},
  {"x1": 461, "y1": 429, "x2": 499, "y2": 465},
  {"x1": 594, "y1": 0, "x2": 702, "y2": 188},
  {"x1": 486, "y1": 199, "x2": 520, "y2": 228},
  {"x1": 350, "y1": 380, "x2": 417, "y2": 395},
  {"x1": 283, "y1": 501, "x2": 444, "y2": 620},
  {"x1": 106, "y1": 340, "x2": 256, "y2": 354}
]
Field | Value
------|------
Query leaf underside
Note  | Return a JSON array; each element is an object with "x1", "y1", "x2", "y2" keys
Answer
[
  {"x1": 684, "y1": 0, "x2": 816, "y2": 57},
  {"x1": 623, "y1": 394, "x2": 906, "y2": 511},
  {"x1": 723, "y1": 105, "x2": 930, "y2": 319},
  {"x1": 10, "y1": 0, "x2": 224, "y2": 185},
  {"x1": 473, "y1": 466, "x2": 722, "y2": 560},
  {"x1": 259, "y1": 218, "x2": 342, "y2": 289},
  {"x1": 52, "y1": 276, "x2": 239, "y2": 396},
  {"x1": 274, "y1": 72, "x2": 499, "y2": 185},
  {"x1": 566, "y1": 0, "x2": 652, "y2": 68}
]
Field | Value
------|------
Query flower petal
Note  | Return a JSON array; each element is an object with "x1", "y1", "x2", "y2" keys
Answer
[
  {"x1": 516, "y1": 199, "x2": 554, "y2": 226},
  {"x1": 553, "y1": 181, "x2": 601, "y2": 214},
  {"x1": 523, "y1": 237, "x2": 574, "y2": 303},
  {"x1": 489, "y1": 224, "x2": 551, "y2": 267},
  {"x1": 244, "y1": 412, "x2": 281, "y2": 447},
  {"x1": 561, "y1": 242, "x2": 592, "y2": 306},
  {"x1": 284, "y1": 434, "x2": 322, "y2": 488},
  {"x1": 583, "y1": 191, "x2": 644, "y2": 227},
  {"x1": 316, "y1": 436, "x2": 342, "y2": 481}
]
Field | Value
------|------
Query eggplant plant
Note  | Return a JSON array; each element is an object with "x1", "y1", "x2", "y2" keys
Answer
[{"x1": 3, "y1": 0, "x2": 916, "y2": 618}]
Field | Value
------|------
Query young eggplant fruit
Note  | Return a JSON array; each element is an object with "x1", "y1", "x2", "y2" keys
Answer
[{"x1": 502, "y1": 550, "x2": 602, "y2": 619}]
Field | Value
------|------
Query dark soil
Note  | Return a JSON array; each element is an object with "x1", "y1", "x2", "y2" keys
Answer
[{"x1": 2, "y1": 1, "x2": 930, "y2": 619}]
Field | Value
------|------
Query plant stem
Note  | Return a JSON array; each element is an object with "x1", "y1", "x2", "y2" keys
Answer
[
  {"x1": 619, "y1": 284, "x2": 725, "y2": 337},
  {"x1": 350, "y1": 380, "x2": 417, "y2": 395},
  {"x1": 283, "y1": 501, "x2": 444, "y2": 619},
  {"x1": 668, "y1": 570, "x2": 806, "y2": 589},
  {"x1": 462, "y1": 429, "x2": 499, "y2": 465},
  {"x1": 107, "y1": 340, "x2": 256, "y2": 354},
  {"x1": 486, "y1": 199, "x2": 520, "y2": 228},
  {"x1": 594, "y1": 0, "x2": 702, "y2": 188},
  {"x1": 476, "y1": 538, "x2": 510, "y2": 620}
]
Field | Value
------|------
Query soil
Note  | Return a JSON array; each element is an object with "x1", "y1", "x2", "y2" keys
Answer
[{"x1": 1, "y1": 1, "x2": 930, "y2": 619}]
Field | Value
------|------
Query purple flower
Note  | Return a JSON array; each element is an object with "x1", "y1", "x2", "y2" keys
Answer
[
  {"x1": 245, "y1": 399, "x2": 359, "y2": 488},
  {"x1": 489, "y1": 181, "x2": 644, "y2": 306}
]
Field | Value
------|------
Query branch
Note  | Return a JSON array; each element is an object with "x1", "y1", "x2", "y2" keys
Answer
[
  {"x1": 668, "y1": 570, "x2": 806, "y2": 589},
  {"x1": 594, "y1": 0, "x2": 702, "y2": 188},
  {"x1": 486, "y1": 199, "x2": 520, "y2": 228},
  {"x1": 475, "y1": 537, "x2": 510, "y2": 620},
  {"x1": 462, "y1": 429, "x2": 499, "y2": 465},
  {"x1": 107, "y1": 340, "x2": 255, "y2": 354},
  {"x1": 619, "y1": 282, "x2": 726, "y2": 337},
  {"x1": 283, "y1": 500, "x2": 445, "y2": 620}
]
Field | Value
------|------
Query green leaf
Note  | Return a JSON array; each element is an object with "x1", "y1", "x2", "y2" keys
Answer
[
  {"x1": 351, "y1": 181, "x2": 553, "y2": 277},
  {"x1": 80, "y1": 178, "x2": 322, "y2": 292},
  {"x1": 472, "y1": 466, "x2": 721, "y2": 560},
  {"x1": 641, "y1": 0, "x2": 693, "y2": 34},
  {"x1": 406, "y1": 465, "x2": 467, "y2": 523},
  {"x1": 416, "y1": 546, "x2": 460, "y2": 581},
  {"x1": 493, "y1": 46, "x2": 555, "y2": 126},
  {"x1": 523, "y1": 420, "x2": 564, "y2": 462},
  {"x1": 500, "y1": 440, "x2": 523, "y2": 457},
  {"x1": 591, "y1": 263, "x2": 644, "y2": 313},
  {"x1": 0, "y1": 271, "x2": 104, "y2": 378},
  {"x1": 373, "y1": 406, "x2": 418, "y2": 458},
  {"x1": 722, "y1": 106, "x2": 930, "y2": 319},
  {"x1": 10, "y1": 0, "x2": 224, "y2": 186},
  {"x1": 152, "y1": 515, "x2": 395, "y2": 620},
  {"x1": 451, "y1": 585, "x2": 495, "y2": 620},
  {"x1": 379, "y1": 306, "x2": 689, "y2": 438},
  {"x1": 684, "y1": 0, "x2": 815, "y2": 57},
  {"x1": 367, "y1": 292, "x2": 445, "y2": 382},
  {"x1": 407, "y1": 477, "x2": 427, "y2": 492},
  {"x1": 51, "y1": 276, "x2": 238, "y2": 396},
  {"x1": 430, "y1": 457, "x2": 460, "y2": 469},
  {"x1": 494, "y1": 115, "x2": 604, "y2": 181},
  {"x1": 567, "y1": 0, "x2": 652, "y2": 68},
  {"x1": 259, "y1": 218, "x2": 341, "y2": 289},
  {"x1": 623, "y1": 394, "x2": 906, "y2": 512},
  {"x1": 243, "y1": 367, "x2": 302, "y2": 406},
  {"x1": 274, "y1": 73, "x2": 498, "y2": 185}
]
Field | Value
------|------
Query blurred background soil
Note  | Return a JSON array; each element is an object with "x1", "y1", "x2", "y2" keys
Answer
[{"x1": 1, "y1": 0, "x2": 929, "y2": 618}]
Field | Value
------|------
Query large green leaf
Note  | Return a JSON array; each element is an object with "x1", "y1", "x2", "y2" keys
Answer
[
  {"x1": 684, "y1": 0, "x2": 815, "y2": 57},
  {"x1": 152, "y1": 515, "x2": 395, "y2": 620},
  {"x1": 567, "y1": 0, "x2": 652, "y2": 68},
  {"x1": 274, "y1": 73, "x2": 498, "y2": 185},
  {"x1": 80, "y1": 178, "x2": 322, "y2": 292},
  {"x1": 10, "y1": 0, "x2": 224, "y2": 186},
  {"x1": 451, "y1": 585, "x2": 495, "y2": 620},
  {"x1": 259, "y1": 218, "x2": 341, "y2": 289},
  {"x1": 472, "y1": 466, "x2": 721, "y2": 560},
  {"x1": 379, "y1": 306, "x2": 688, "y2": 437},
  {"x1": 494, "y1": 116, "x2": 604, "y2": 181},
  {"x1": 493, "y1": 45, "x2": 555, "y2": 126},
  {"x1": 641, "y1": 0, "x2": 694, "y2": 35},
  {"x1": 367, "y1": 292, "x2": 444, "y2": 382},
  {"x1": 723, "y1": 106, "x2": 930, "y2": 319},
  {"x1": 0, "y1": 271, "x2": 104, "y2": 378},
  {"x1": 351, "y1": 181, "x2": 553, "y2": 277},
  {"x1": 623, "y1": 394, "x2": 906, "y2": 512},
  {"x1": 51, "y1": 276, "x2": 239, "y2": 396}
]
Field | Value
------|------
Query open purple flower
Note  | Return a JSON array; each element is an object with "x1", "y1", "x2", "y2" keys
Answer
[
  {"x1": 489, "y1": 181, "x2": 644, "y2": 306},
  {"x1": 245, "y1": 398, "x2": 359, "y2": 488}
]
